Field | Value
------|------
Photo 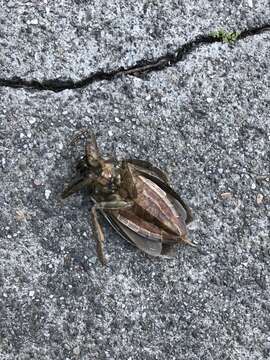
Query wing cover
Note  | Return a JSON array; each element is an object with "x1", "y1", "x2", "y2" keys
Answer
[
  {"x1": 102, "y1": 211, "x2": 176, "y2": 257},
  {"x1": 100, "y1": 161, "x2": 192, "y2": 258},
  {"x1": 135, "y1": 170, "x2": 193, "y2": 225},
  {"x1": 125, "y1": 159, "x2": 169, "y2": 183}
]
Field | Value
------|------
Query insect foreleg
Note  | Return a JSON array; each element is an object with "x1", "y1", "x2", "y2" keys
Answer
[{"x1": 62, "y1": 176, "x2": 95, "y2": 199}]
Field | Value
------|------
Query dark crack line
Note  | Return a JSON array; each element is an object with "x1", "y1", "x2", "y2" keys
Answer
[{"x1": 0, "y1": 24, "x2": 269, "y2": 93}]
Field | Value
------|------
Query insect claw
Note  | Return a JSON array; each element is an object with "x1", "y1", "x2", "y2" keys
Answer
[
  {"x1": 100, "y1": 256, "x2": 107, "y2": 266},
  {"x1": 182, "y1": 236, "x2": 196, "y2": 247}
]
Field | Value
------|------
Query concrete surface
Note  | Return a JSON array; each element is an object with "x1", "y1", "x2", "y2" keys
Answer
[
  {"x1": 0, "y1": 0, "x2": 269, "y2": 81},
  {"x1": 0, "y1": 2, "x2": 270, "y2": 360}
]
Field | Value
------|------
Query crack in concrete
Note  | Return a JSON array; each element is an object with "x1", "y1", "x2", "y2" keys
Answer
[{"x1": 0, "y1": 24, "x2": 269, "y2": 93}]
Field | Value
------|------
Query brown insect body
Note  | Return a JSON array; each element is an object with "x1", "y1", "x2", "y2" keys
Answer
[
  {"x1": 62, "y1": 131, "x2": 193, "y2": 264},
  {"x1": 116, "y1": 174, "x2": 185, "y2": 240}
]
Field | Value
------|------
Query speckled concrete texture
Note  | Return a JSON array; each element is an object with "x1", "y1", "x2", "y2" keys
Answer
[
  {"x1": 0, "y1": 30, "x2": 269, "y2": 359},
  {"x1": 0, "y1": 0, "x2": 269, "y2": 81}
]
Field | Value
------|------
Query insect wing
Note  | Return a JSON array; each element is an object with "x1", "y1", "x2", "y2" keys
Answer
[
  {"x1": 102, "y1": 211, "x2": 176, "y2": 258},
  {"x1": 133, "y1": 169, "x2": 193, "y2": 225},
  {"x1": 125, "y1": 159, "x2": 169, "y2": 183},
  {"x1": 166, "y1": 193, "x2": 188, "y2": 222}
]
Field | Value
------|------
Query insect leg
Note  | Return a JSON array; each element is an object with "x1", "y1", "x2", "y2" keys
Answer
[
  {"x1": 91, "y1": 206, "x2": 106, "y2": 266},
  {"x1": 85, "y1": 132, "x2": 100, "y2": 167},
  {"x1": 95, "y1": 200, "x2": 134, "y2": 210},
  {"x1": 69, "y1": 129, "x2": 100, "y2": 168},
  {"x1": 62, "y1": 176, "x2": 95, "y2": 199},
  {"x1": 91, "y1": 198, "x2": 133, "y2": 264}
]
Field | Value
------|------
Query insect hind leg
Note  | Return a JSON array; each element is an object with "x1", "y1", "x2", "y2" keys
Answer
[{"x1": 91, "y1": 206, "x2": 107, "y2": 266}]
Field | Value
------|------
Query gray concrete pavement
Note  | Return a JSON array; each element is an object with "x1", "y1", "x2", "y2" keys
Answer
[
  {"x1": 0, "y1": 0, "x2": 269, "y2": 81},
  {"x1": 0, "y1": 2, "x2": 269, "y2": 360}
]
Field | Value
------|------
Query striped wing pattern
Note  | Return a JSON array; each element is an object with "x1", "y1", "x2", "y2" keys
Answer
[{"x1": 115, "y1": 175, "x2": 187, "y2": 243}]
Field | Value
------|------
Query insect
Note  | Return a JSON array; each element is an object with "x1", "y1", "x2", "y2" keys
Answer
[{"x1": 62, "y1": 130, "x2": 194, "y2": 265}]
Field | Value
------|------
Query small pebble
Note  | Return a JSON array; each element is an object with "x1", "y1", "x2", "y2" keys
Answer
[
  {"x1": 29, "y1": 290, "x2": 35, "y2": 297},
  {"x1": 88, "y1": 257, "x2": 97, "y2": 264},
  {"x1": 108, "y1": 130, "x2": 113, "y2": 137},
  {"x1": 29, "y1": 18, "x2": 38, "y2": 25},
  {"x1": 220, "y1": 192, "x2": 233, "y2": 200},
  {"x1": 29, "y1": 118, "x2": 36, "y2": 125},
  {"x1": 45, "y1": 189, "x2": 51, "y2": 199},
  {"x1": 257, "y1": 176, "x2": 269, "y2": 182},
  {"x1": 33, "y1": 179, "x2": 42, "y2": 187},
  {"x1": 73, "y1": 347, "x2": 80, "y2": 356},
  {"x1": 66, "y1": 223, "x2": 72, "y2": 230},
  {"x1": 15, "y1": 210, "x2": 28, "y2": 221},
  {"x1": 256, "y1": 193, "x2": 264, "y2": 205}
]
